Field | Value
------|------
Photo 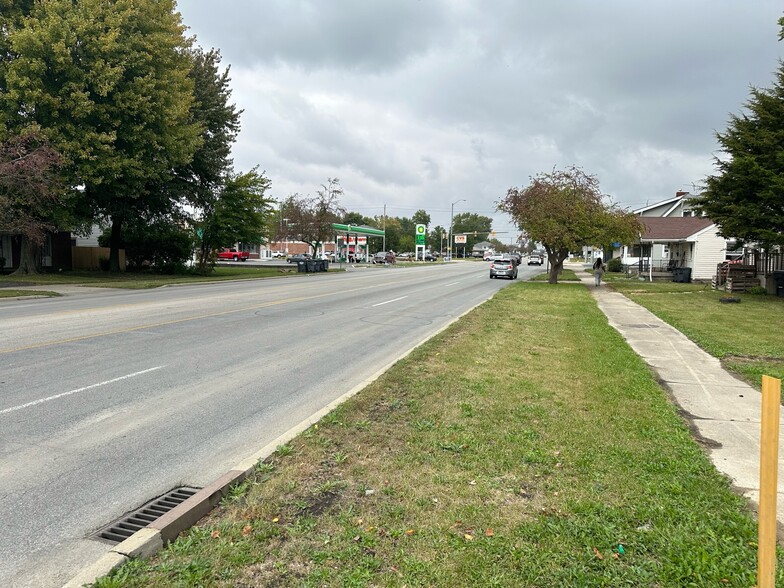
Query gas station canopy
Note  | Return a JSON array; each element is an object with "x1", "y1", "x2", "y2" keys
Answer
[{"x1": 331, "y1": 223, "x2": 385, "y2": 237}]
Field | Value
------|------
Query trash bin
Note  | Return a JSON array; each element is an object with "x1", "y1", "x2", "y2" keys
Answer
[
  {"x1": 672, "y1": 267, "x2": 692, "y2": 283},
  {"x1": 322, "y1": 260, "x2": 329, "y2": 271},
  {"x1": 305, "y1": 260, "x2": 317, "y2": 272},
  {"x1": 313, "y1": 260, "x2": 324, "y2": 272},
  {"x1": 297, "y1": 260, "x2": 307, "y2": 273},
  {"x1": 772, "y1": 270, "x2": 784, "y2": 297}
]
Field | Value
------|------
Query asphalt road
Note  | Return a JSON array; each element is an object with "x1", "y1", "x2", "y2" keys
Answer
[{"x1": 0, "y1": 260, "x2": 540, "y2": 587}]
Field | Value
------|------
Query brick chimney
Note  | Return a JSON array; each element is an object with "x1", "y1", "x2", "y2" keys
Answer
[{"x1": 676, "y1": 191, "x2": 689, "y2": 197}]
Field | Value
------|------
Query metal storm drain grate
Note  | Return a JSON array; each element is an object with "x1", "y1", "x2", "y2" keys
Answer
[{"x1": 96, "y1": 486, "x2": 200, "y2": 544}]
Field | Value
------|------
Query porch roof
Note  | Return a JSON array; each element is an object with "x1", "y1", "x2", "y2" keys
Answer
[{"x1": 639, "y1": 217, "x2": 714, "y2": 242}]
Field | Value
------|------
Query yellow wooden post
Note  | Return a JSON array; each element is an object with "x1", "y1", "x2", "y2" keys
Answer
[{"x1": 759, "y1": 375, "x2": 781, "y2": 588}]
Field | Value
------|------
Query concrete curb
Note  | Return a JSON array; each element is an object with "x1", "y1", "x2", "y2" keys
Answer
[{"x1": 61, "y1": 287, "x2": 497, "y2": 588}]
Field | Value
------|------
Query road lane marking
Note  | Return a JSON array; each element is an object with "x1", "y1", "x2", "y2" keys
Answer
[
  {"x1": 444, "y1": 282, "x2": 460, "y2": 287},
  {"x1": 372, "y1": 296, "x2": 408, "y2": 307},
  {"x1": 0, "y1": 366, "x2": 164, "y2": 416},
  {"x1": 2, "y1": 270, "x2": 484, "y2": 354}
]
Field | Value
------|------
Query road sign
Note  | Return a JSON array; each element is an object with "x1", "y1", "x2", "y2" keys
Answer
[{"x1": 415, "y1": 224, "x2": 426, "y2": 245}]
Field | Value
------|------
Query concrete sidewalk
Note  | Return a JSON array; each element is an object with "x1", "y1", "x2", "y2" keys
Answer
[{"x1": 569, "y1": 263, "x2": 783, "y2": 524}]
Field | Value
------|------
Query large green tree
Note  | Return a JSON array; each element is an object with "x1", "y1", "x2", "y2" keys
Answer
[
  {"x1": 196, "y1": 168, "x2": 273, "y2": 271},
  {"x1": 452, "y1": 212, "x2": 493, "y2": 255},
  {"x1": 498, "y1": 166, "x2": 641, "y2": 283},
  {"x1": 174, "y1": 47, "x2": 241, "y2": 211},
  {"x1": 429, "y1": 224, "x2": 447, "y2": 254},
  {"x1": 692, "y1": 17, "x2": 784, "y2": 247},
  {"x1": 0, "y1": 0, "x2": 34, "y2": 135},
  {"x1": 5, "y1": 0, "x2": 201, "y2": 271},
  {"x1": 412, "y1": 209, "x2": 431, "y2": 228}
]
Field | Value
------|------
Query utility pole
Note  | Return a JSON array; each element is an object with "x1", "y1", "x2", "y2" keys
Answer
[
  {"x1": 449, "y1": 199, "x2": 466, "y2": 260},
  {"x1": 382, "y1": 204, "x2": 386, "y2": 252}
]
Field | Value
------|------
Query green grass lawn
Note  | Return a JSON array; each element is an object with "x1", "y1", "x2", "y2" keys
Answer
[
  {"x1": 93, "y1": 283, "x2": 779, "y2": 588},
  {"x1": 608, "y1": 278, "x2": 784, "y2": 387}
]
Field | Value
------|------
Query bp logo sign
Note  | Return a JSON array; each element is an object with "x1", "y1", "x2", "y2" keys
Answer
[{"x1": 415, "y1": 224, "x2": 426, "y2": 245}]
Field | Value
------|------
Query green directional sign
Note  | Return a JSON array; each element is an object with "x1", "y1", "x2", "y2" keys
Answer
[{"x1": 415, "y1": 224, "x2": 426, "y2": 245}]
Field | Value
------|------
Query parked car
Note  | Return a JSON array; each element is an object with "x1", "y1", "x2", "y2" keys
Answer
[
  {"x1": 490, "y1": 257, "x2": 518, "y2": 279},
  {"x1": 483, "y1": 251, "x2": 495, "y2": 261},
  {"x1": 271, "y1": 251, "x2": 286, "y2": 258},
  {"x1": 424, "y1": 251, "x2": 439, "y2": 261},
  {"x1": 373, "y1": 251, "x2": 395, "y2": 264},
  {"x1": 217, "y1": 248, "x2": 249, "y2": 262},
  {"x1": 287, "y1": 253, "x2": 312, "y2": 263},
  {"x1": 527, "y1": 254, "x2": 543, "y2": 266}
]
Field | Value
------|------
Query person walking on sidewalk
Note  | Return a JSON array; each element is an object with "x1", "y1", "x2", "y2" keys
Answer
[{"x1": 593, "y1": 257, "x2": 606, "y2": 286}]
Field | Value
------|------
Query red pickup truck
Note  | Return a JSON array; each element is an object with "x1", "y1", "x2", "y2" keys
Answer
[{"x1": 216, "y1": 248, "x2": 249, "y2": 262}]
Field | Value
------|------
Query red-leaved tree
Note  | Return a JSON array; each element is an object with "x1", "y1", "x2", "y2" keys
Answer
[{"x1": 0, "y1": 131, "x2": 62, "y2": 274}]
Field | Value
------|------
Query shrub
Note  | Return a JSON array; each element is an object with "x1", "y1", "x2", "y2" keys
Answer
[
  {"x1": 607, "y1": 257, "x2": 623, "y2": 272},
  {"x1": 100, "y1": 217, "x2": 193, "y2": 272},
  {"x1": 747, "y1": 286, "x2": 767, "y2": 295}
]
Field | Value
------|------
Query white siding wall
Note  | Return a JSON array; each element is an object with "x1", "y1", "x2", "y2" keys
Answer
[{"x1": 691, "y1": 228, "x2": 727, "y2": 280}]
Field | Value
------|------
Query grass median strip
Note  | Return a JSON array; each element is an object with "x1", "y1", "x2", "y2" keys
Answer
[
  {"x1": 0, "y1": 289, "x2": 61, "y2": 298},
  {"x1": 94, "y1": 282, "x2": 781, "y2": 587},
  {"x1": 0, "y1": 266, "x2": 316, "y2": 289}
]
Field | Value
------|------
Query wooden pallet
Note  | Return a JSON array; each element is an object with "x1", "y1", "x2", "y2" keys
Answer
[
  {"x1": 715, "y1": 263, "x2": 757, "y2": 290},
  {"x1": 726, "y1": 276, "x2": 760, "y2": 293}
]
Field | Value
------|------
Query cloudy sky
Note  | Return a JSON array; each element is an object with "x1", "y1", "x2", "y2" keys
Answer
[{"x1": 177, "y1": 1, "x2": 782, "y2": 237}]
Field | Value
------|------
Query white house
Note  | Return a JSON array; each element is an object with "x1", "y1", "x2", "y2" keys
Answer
[
  {"x1": 636, "y1": 217, "x2": 727, "y2": 280},
  {"x1": 621, "y1": 192, "x2": 735, "y2": 280}
]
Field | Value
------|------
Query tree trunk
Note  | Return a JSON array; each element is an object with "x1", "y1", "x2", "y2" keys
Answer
[
  {"x1": 548, "y1": 260, "x2": 563, "y2": 284},
  {"x1": 11, "y1": 235, "x2": 39, "y2": 275},
  {"x1": 546, "y1": 247, "x2": 568, "y2": 284},
  {"x1": 108, "y1": 215, "x2": 124, "y2": 272}
]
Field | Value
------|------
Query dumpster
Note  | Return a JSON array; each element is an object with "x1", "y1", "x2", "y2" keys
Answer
[
  {"x1": 772, "y1": 270, "x2": 784, "y2": 297},
  {"x1": 672, "y1": 267, "x2": 692, "y2": 283}
]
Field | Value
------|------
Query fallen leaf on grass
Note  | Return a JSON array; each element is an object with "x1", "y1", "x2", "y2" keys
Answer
[
  {"x1": 211, "y1": 530, "x2": 221, "y2": 539},
  {"x1": 272, "y1": 517, "x2": 279, "y2": 523},
  {"x1": 593, "y1": 547, "x2": 603, "y2": 560},
  {"x1": 485, "y1": 528, "x2": 494, "y2": 537},
  {"x1": 242, "y1": 525, "x2": 252, "y2": 536},
  {"x1": 405, "y1": 529, "x2": 415, "y2": 536}
]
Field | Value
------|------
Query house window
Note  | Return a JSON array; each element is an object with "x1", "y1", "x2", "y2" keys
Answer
[{"x1": 682, "y1": 210, "x2": 694, "y2": 217}]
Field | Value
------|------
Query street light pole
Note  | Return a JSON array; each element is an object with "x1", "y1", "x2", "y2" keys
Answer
[{"x1": 449, "y1": 199, "x2": 466, "y2": 260}]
